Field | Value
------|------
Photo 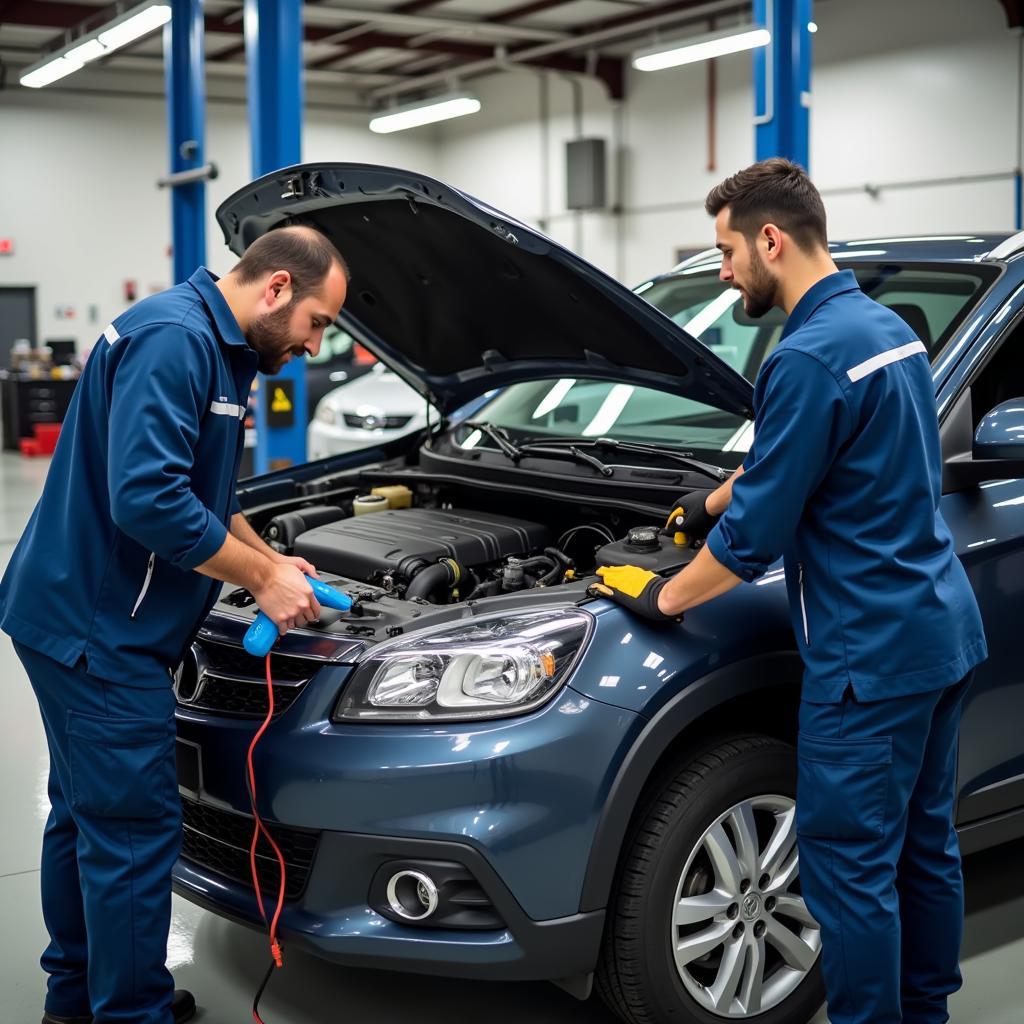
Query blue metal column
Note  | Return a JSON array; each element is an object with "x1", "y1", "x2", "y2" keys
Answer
[
  {"x1": 164, "y1": 0, "x2": 206, "y2": 284},
  {"x1": 245, "y1": 0, "x2": 307, "y2": 472},
  {"x1": 753, "y1": 0, "x2": 812, "y2": 170}
]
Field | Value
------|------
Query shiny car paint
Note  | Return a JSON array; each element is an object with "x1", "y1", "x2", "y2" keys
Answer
[{"x1": 173, "y1": 224, "x2": 1024, "y2": 996}]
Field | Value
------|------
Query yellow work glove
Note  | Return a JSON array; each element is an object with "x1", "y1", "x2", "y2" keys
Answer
[
  {"x1": 664, "y1": 488, "x2": 719, "y2": 543},
  {"x1": 590, "y1": 565, "x2": 679, "y2": 622}
]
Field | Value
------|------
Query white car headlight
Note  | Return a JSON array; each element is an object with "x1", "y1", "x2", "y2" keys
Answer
[
  {"x1": 315, "y1": 403, "x2": 337, "y2": 425},
  {"x1": 334, "y1": 609, "x2": 592, "y2": 722}
]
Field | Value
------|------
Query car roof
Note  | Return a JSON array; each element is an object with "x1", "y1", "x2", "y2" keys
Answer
[{"x1": 661, "y1": 233, "x2": 1020, "y2": 279}]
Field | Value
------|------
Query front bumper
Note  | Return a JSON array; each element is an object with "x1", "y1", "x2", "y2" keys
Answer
[
  {"x1": 172, "y1": 640, "x2": 640, "y2": 980},
  {"x1": 173, "y1": 829, "x2": 605, "y2": 980}
]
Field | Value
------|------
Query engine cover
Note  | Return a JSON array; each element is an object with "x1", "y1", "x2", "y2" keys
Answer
[{"x1": 294, "y1": 508, "x2": 551, "y2": 581}]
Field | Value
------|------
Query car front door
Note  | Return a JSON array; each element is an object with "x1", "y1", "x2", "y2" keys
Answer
[{"x1": 938, "y1": 294, "x2": 1024, "y2": 832}]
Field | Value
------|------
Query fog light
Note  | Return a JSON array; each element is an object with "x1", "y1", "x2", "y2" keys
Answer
[{"x1": 386, "y1": 869, "x2": 439, "y2": 921}]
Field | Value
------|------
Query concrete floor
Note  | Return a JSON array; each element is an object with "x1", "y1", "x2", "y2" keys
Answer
[{"x1": 1, "y1": 452, "x2": 1023, "y2": 1023}]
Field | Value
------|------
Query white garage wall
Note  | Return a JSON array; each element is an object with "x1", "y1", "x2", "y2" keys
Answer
[
  {"x1": 436, "y1": 0, "x2": 1020, "y2": 284},
  {"x1": 0, "y1": 87, "x2": 437, "y2": 349},
  {"x1": 0, "y1": 0, "x2": 1017, "y2": 348}
]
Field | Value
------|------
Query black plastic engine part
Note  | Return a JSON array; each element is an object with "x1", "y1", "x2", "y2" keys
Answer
[
  {"x1": 404, "y1": 559, "x2": 466, "y2": 603},
  {"x1": 294, "y1": 508, "x2": 550, "y2": 582},
  {"x1": 624, "y1": 525, "x2": 661, "y2": 552},
  {"x1": 594, "y1": 531, "x2": 691, "y2": 573},
  {"x1": 262, "y1": 505, "x2": 345, "y2": 551}
]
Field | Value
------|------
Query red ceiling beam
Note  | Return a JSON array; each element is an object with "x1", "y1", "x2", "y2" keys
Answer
[
  {"x1": 999, "y1": 0, "x2": 1024, "y2": 27},
  {"x1": 0, "y1": 1, "x2": 112, "y2": 30}
]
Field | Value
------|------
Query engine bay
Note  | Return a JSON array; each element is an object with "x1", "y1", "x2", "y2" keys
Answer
[{"x1": 209, "y1": 467, "x2": 702, "y2": 646}]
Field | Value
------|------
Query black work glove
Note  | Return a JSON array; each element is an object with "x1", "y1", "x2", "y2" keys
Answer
[
  {"x1": 664, "y1": 488, "x2": 719, "y2": 542},
  {"x1": 590, "y1": 565, "x2": 681, "y2": 623}
]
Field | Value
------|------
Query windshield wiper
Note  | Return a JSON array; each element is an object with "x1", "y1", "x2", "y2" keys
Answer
[
  {"x1": 592, "y1": 438, "x2": 728, "y2": 482},
  {"x1": 461, "y1": 423, "x2": 614, "y2": 476},
  {"x1": 515, "y1": 442, "x2": 614, "y2": 477},
  {"x1": 515, "y1": 436, "x2": 728, "y2": 483},
  {"x1": 462, "y1": 421, "x2": 522, "y2": 461}
]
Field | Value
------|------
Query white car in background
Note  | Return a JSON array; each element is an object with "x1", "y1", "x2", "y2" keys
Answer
[{"x1": 307, "y1": 362, "x2": 435, "y2": 458}]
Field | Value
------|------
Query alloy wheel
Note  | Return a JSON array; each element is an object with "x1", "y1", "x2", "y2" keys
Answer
[{"x1": 670, "y1": 795, "x2": 820, "y2": 1018}]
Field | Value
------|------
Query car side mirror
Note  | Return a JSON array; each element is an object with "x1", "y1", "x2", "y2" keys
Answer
[
  {"x1": 943, "y1": 395, "x2": 1024, "y2": 492},
  {"x1": 973, "y1": 399, "x2": 1024, "y2": 461}
]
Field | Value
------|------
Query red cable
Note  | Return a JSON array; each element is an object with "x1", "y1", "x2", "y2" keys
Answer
[{"x1": 246, "y1": 652, "x2": 288, "y2": 1023}]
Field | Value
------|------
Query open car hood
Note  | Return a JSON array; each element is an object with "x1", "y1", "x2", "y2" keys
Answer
[{"x1": 216, "y1": 163, "x2": 754, "y2": 417}]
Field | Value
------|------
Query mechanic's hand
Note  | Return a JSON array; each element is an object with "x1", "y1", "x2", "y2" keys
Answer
[
  {"x1": 274, "y1": 553, "x2": 320, "y2": 579},
  {"x1": 590, "y1": 565, "x2": 679, "y2": 623},
  {"x1": 664, "y1": 488, "x2": 719, "y2": 541},
  {"x1": 252, "y1": 562, "x2": 322, "y2": 635}
]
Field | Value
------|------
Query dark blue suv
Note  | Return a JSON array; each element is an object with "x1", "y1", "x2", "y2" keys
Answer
[{"x1": 172, "y1": 164, "x2": 1024, "y2": 1024}]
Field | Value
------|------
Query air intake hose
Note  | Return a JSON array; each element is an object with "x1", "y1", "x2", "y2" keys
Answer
[{"x1": 405, "y1": 558, "x2": 465, "y2": 603}]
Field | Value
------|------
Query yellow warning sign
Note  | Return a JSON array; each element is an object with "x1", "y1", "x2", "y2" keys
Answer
[{"x1": 271, "y1": 387, "x2": 293, "y2": 413}]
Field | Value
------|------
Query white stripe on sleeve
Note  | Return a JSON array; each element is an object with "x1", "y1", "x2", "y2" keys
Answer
[
  {"x1": 846, "y1": 340, "x2": 927, "y2": 383},
  {"x1": 210, "y1": 401, "x2": 245, "y2": 419}
]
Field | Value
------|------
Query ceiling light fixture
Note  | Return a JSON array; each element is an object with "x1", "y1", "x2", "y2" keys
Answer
[
  {"x1": 19, "y1": 3, "x2": 171, "y2": 90},
  {"x1": 369, "y1": 92, "x2": 481, "y2": 134},
  {"x1": 632, "y1": 24, "x2": 770, "y2": 73}
]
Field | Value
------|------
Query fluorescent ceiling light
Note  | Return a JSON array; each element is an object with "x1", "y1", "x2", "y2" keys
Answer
[
  {"x1": 98, "y1": 4, "x2": 171, "y2": 51},
  {"x1": 65, "y1": 39, "x2": 109, "y2": 64},
  {"x1": 19, "y1": 3, "x2": 170, "y2": 90},
  {"x1": 633, "y1": 25, "x2": 770, "y2": 72},
  {"x1": 370, "y1": 93, "x2": 481, "y2": 134},
  {"x1": 20, "y1": 57, "x2": 82, "y2": 89}
]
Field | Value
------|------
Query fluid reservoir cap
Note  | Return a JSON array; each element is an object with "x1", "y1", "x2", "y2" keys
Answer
[{"x1": 625, "y1": 525, "x2": 660, "y2": 552}]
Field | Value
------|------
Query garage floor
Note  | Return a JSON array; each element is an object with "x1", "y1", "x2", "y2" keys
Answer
[{"x1": 1, "y1": 454, "x2": 1023, "y2": 1024}]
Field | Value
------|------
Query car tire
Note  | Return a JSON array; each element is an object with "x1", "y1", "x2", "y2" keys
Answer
[{"x1": 596, "y1": 735, "x2": 825, "y2": 1024}]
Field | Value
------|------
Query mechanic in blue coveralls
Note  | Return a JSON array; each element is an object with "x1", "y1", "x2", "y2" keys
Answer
[
  {"x1": 0, "y1": 225, "x2": 349, "y2": 1024},
  {"x1": 594, "y1": 160, "x2": 986, "y2": 1024}
]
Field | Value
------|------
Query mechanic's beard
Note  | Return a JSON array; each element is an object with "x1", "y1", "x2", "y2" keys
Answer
[
  {"x1": 741, "y1": 248, "x2": 779, "y2": 319},
  {"x1": 247, "y1": 302, "x2": 298, "y2": 375}
]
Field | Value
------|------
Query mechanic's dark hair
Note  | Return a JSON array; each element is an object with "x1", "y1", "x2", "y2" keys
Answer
[
  {"x1": 705, "y1": 158, "x2": 828, "y2": 253},
  {"x1": 233, "y1": 223, "x2": 350, "y2": 299}
]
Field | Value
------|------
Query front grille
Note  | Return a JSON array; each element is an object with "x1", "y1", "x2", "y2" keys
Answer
[
  {"x1": 201, "y1": 644, "x2": 314, "y2": 683},
  {"x1": 342, "y1": 413, "x2": 412, "y2": 430},
  {"x1": 175, "y1": 641, "x2": 322, "y2": 718},
  {"x1": 180, "y1": 797, "x2": 319, "y2": 902},
  {"x1": 189, "y1": 677, "x2": 306, "y2": 717}
]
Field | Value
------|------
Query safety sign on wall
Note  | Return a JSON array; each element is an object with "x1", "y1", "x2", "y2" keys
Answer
[{"x1": 267, "y1": 380, "x2": 295, "y2": 428}]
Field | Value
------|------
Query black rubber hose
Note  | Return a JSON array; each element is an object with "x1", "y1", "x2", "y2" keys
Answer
[
  {"x1": 537, "y1": 546, "x2": 575, "y2": 587},
  {"x1": 513, "y1": 555, "x2": 557, "y2": 573},
  {"x1": 405, "y1": 559, "x2": 464, "y2": 602},
  {"x1": 467, "y1": 578, "x2": 503, "y2": 601}
]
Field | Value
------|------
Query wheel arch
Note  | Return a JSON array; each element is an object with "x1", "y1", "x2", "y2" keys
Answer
[{"x1": 579, "y1": 651, "x2": 804, "y2": 914}]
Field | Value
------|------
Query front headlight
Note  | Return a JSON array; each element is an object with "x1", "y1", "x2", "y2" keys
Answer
[
  {"x1": 334, "y1": 609, "x2": 592, "y2": 722},
  {"x1": 315, "y1": 403, "x2": 337, "y2": 425}
]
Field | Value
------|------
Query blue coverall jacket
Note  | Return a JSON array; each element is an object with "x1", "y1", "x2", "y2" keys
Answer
[
  {"x1": 706, "y1": 269, "x2": 988, "y2": 1024},
  {"x1": 0, "y1": 267, "x2": 258, "y2": 684},
  {"x1": 706, "y1": 269, "x2": 987, "y2": 701}
]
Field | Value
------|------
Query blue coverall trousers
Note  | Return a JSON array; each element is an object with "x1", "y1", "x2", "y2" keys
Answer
[
  {"x1": 796, "y1": 673, "x2": 973, "y2": 1024},
  {"x1": 17, "y1": 641, "x2": 180, "y2": 1024}
]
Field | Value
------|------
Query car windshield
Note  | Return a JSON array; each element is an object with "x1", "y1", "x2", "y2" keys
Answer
[{"x1": 452, "y1": 262, "x2": 995, "y2": 458}]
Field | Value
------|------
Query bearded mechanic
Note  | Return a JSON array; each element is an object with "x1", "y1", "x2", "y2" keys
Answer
[
  {"x1": 593, "y1": 159, "x2": 987, "y2": 1024},
  {"x1": 0, "y1": 225, "x2": 349, "y2": 1024}
]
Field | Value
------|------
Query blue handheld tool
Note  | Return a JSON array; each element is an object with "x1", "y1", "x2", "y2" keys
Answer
[{"x1": 243, "y1": 576, "x2": 353, "y2": 657}]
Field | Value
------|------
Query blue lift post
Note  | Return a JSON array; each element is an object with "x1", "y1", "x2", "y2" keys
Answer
[
  {"x1": 753, "y1": 0, "x2": 813, "y2": 170},
  {"x1": 245, "y1": 0, "x2": 307, "y2": 473},
  {"x1": 164, "y1": 0, "x2": 207, "y2": 284}
]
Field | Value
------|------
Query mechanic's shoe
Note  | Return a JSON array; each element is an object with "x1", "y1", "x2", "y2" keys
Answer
[
  {"x1": 43, "y1": 991, "x2": 197, "y2": 1024},
  {"x1": 172, "y1": 990, "x2": 198, "y2": 1022}
]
